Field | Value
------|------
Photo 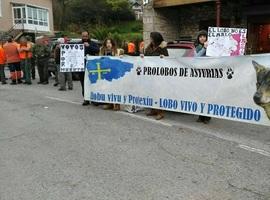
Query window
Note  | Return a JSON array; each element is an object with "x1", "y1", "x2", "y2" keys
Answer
[
  {"x1": 26, "y1": 6, "x2": 49, "y2": 27},
  {"x1": 22, "y1": 7, "x2": 26, "y2": 23},
  {"x1": 43, "y1": 11, "x2": 48, "y2": 26},
  {"x1": 27, "y1": 7, "x2": 33, "y2": 24},
  {"x1": 38, "y1": 9, "x2": 43, "y2": 25},
  {"x1": 13, "y1": 7, "x2": 24, "y2": 23},
  {"x1": 13, "y1": 5, "x2": 49, "y2": 27},
  {"x1": 33, "y1": 8, "x2": 38, "y2": 24}
]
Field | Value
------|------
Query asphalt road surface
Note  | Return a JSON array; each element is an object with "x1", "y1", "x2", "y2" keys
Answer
[{"x1": 0, "y1": 78, "x2": 270, "y2": 200}]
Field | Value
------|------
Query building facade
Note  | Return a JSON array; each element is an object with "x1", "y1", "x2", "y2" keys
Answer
[
  {"x1": 143, "y1": 0, "x2": 270, "y2": 54},
  {"x1": 130, "y1": 0, "x2": 143, "y2": 20},
  {"x1": 0, "y1": 0, "x2": 54, "y2": 37}
]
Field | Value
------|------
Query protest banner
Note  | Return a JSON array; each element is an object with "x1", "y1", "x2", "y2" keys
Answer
[
  {"x1": 207, "y1": 27, "x2": 247, "y2": 57},
  {"x1": 84, "y1": 55, "x2": 270, "y2": 126},
  {"x1": 60, "y1": 44, "x2": 85, "y2": 72}
]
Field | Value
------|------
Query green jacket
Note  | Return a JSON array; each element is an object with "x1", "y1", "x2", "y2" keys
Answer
[{"x1": 32, "y1": 44, "x2": 51, "y2": 59}]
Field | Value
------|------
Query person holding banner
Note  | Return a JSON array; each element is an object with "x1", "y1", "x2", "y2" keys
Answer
[
  {"x1": 195, "y1": 30, "x2": 209, "y2": 57},
  {"x1": 79, "y1": 31, "x2": 100, "y2": 106},
  {"x1": 195, "y1": 30, "x2": 212, "y2": 124},
  {"x1": 99, "y1": 38, "x2": 121, "y2": 111},
  {"x1": 55, "y1": 38, "x2": 73, "y2": 91},
  {"x1": 145, "y1": 32, "x2": 169, "y2": 120}
]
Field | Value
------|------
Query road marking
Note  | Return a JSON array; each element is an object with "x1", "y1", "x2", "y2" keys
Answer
[
  {"x1": 117, "y1": 111, "x2": 173, "y2": 127},
  {"x1": 44, "y1": 96, "x2": 270, "y2": 156},
  {"x1": 239, "y1": 144, "x2": 270, "y2": 157},
  {"x1": 45, "y1": 96, "x2": 81, "y2": 105},
  {"x1": 45, "y1": 96, "x2": 172, "y2": 127},
  {"x1": 171, "y1": 120, "x2": 270, "y2": 158}
]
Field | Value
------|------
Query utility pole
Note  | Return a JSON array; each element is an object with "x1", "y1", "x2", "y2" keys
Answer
[{"x1": 216, "y1": 0, "x2": 221, "y2": 27}]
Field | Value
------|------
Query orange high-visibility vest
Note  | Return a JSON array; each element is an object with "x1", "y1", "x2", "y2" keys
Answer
[
  {"x1": 128, "y1": 42, "x2": 135, "y2": 54},
  {"x1": 139, "y1": 41, "x2": 144, "y2": 52},
  {"x1": 27, "y1": 42, "x2": 33, "y2": 58},
  {"x1": 3, "y1": 42, "x2": 21, "y2": 63},
  {"x1": 18, "y1": 43, "x2": 31, "y2": 60},
  {"x1": 0, "y1": 47, "x2": 7, "y2": 65}
]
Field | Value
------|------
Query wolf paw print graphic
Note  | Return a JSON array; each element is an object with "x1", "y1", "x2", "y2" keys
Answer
[
  {"x1": 226, "y1": 68, "x2": 234, "y2": 79},
  {"x1": 136, "y1": 67, "x2": 142, "y2": 75}
]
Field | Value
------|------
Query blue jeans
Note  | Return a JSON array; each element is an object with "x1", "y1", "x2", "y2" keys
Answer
[{"x1": 21, "y1": 59, "x2": 31, "y2": 83}]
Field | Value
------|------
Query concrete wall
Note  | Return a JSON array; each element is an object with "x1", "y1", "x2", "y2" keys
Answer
[
  {"x1": 143, "y1": 1, "x2": 180, "y2": 45},
  {"x1": 143, "y1": 1, "x2": 248, "y2": 44},
  {"x1": 0, "y1": 0, "x2": 54, "y2": 33}
]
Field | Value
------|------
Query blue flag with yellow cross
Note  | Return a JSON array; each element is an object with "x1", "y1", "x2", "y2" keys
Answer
[{"x1": 86, "y1": 57, "x2": 133, "y2": 84}]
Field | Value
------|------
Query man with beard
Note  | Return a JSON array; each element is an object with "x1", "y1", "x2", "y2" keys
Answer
[{"x1": 79, "y1": 31, "x2": 99, "y2": 106}]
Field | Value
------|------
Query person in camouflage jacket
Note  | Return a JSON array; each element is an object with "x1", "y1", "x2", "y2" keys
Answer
[{"x1": 32, "y1": 37, "x2": 51, "y2": 84}]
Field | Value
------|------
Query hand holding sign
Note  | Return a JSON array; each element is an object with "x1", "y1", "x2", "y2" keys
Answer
[
  {"x1": 206, "y1": 27, "x2": 247, "y2": 57},
  {"x1": 60, "y1": 44, "x2": 85, "y2": 72}
]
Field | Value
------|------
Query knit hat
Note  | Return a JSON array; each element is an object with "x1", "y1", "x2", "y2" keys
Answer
[
  {"x1": 57, "y1": 38, "x2": 65, "y2": 44},
  {"x1": 197, "y1": 30, "x2": 208, "y2": 38}
]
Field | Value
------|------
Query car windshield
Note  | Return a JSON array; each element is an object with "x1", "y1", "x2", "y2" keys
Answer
[{"x1": 168, "y1": 48, "x2": 191, "y2": 57}]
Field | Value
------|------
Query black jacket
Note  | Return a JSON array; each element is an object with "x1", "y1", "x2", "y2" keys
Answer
[
  {"x1": 145, "y1": 41, "x2": 169, "y2": 56},
  {"x1": 81, "y1": 39, "x2": 99, "y2": 56},
  {"x1": 54, "y1": 46, "x2": 60, "y2": 64}
]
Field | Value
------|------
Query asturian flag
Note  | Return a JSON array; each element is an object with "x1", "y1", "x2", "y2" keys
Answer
[{"x1": 86, "y1": 57, "x2": 133, "y2": 84}]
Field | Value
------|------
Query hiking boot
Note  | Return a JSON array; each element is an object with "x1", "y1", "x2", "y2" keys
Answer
[
  {"x1": 103, "y1": 104, "x2": 113, "y2": 110},
  {"x1": 58, "y1": 88, "x2": 66, "y2": 91},
  {"x1": 82, "y1": 100, "x2": 90, "y2": 106},
  {"x1": 146, "y1": 110, "x2": 157, "y2": 116},
  {"x1": 155, "y1": 114, "x2": 164, "y2": 120}
]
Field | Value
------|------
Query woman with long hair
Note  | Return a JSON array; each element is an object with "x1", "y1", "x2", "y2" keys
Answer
[
  {"x1": 100, "y1": 38, "x2": 120, "y2": 111},
  {"x1": 144, "y1": 32, "x2": 169, "y2": 120}
]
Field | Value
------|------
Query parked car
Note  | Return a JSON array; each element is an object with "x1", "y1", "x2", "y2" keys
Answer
[{"x1": 167, "y1": 41, "x2": 195, "y2": 57}]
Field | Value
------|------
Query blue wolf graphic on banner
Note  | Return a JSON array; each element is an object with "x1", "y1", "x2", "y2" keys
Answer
[{"x1": 86, "y1": 57, "x2": 133, "y2": 84}]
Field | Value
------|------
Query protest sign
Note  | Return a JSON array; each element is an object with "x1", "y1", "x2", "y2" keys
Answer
[
  {"x1": 60, "y1": 44, "x2": 85, "y2": 72},
  {"x1": 85, "y1": 55, "x2": 270, "y2": 126},
  {"x1": 207, "y1": 27, "x2": 247, "y2": 57}
]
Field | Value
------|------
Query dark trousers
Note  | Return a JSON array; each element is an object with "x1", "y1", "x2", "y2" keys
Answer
[
  {"x1": 30, "y1": 58, "x2": 36, "y2": 79},
  {"x1": 9, "y1": 62, "x2": 22, "y2": 82},
  {"x1": 78, "y1": 72, "x2": 85, "y2": 96},
  {"x1": 0, "y1": 64, "x2": 5, "y2": 83},
  {"x1": 9, "y1": 62, "x2": 21, "y2": 72},
  {"x1": 37, "y1": 58, "x2": 49, "y2": 83},
  {"x1": 198, "y1": 116, "x2": 211, "y2": 122}
]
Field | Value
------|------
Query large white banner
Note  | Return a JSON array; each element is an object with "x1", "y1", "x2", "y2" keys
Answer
[
  {"x1": 85, "y1": 55, "x2": 270, "y2": 126},
  {"x1": 207, "y1": 27, "x2": 247, "y2": 57},
  {"x1": 60, "y1": 44, "x2": 85, "y2": 72}
]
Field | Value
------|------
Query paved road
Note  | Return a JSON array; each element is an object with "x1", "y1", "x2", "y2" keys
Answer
[{"x1": 0, "y1": 78, "x2": 270, "y2": 200}]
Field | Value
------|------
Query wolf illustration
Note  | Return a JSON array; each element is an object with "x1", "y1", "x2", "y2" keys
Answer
[{"x1": 252, "y1": 60, "x2": 270, "y2": 120}]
